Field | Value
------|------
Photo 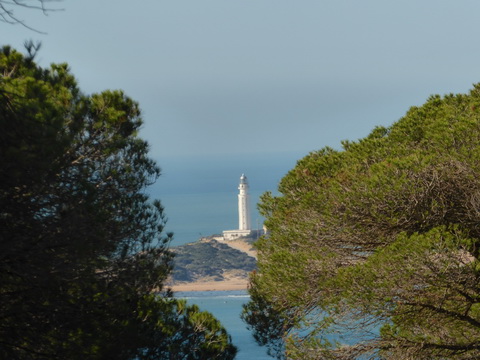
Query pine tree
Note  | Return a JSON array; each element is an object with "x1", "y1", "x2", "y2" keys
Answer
[
  {"x1": 243, "y1": 87, "x2": 480, "y2": 359},
  {"x1": 0, "y1": 46, "x2": 236, "y2": 360}
]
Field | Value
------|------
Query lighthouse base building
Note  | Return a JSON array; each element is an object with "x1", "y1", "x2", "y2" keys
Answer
[{"x1": 223, "y1": 229, "x2": 253, "y2": 241}]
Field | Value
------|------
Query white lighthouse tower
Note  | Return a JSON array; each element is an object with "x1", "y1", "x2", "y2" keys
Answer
[
  {"x1": 238, "y1": 174, "x2": 251, "y2": 231},
  {"x1": 222, "y1": 174, "x2": 254, "y2": 240}
]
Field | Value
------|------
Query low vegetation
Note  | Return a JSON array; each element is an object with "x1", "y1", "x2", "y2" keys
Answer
[{"x1": 172, "y1": 240, "x2": 257, "y2": 282}]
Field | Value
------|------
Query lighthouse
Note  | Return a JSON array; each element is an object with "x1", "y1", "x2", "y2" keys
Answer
[
  {"x1": 222, "y1": 174, "x2": 256, "y2": 240},
  {"x1": 238, "y1": 174, "x2": 251, "y2": 231}
]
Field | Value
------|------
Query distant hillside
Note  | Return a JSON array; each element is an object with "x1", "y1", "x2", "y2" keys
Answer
[{"x1": 171, "y1": 239, "x2": 257, "y2": 282}]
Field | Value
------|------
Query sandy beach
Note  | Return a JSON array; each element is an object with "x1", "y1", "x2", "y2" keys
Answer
[{"x1": 170, "y1": 277, "x2": 249, "y2": 292}]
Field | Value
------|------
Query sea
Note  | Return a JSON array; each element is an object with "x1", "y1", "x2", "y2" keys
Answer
[
  {"x1": 175, "y1": 290, "x2": 273, "y2": 359},
  {"x1": 147, "y1": 152, "x2": 305, "y2": 359}
]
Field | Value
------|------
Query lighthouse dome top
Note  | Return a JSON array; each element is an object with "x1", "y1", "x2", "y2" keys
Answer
[{"x1": 240, "y1": 174, "x2": 248, "y2": 184}]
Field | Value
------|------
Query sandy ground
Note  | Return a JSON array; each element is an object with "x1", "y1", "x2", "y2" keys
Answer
[
  {"x1": 216, "y1": 238, "x2": 257, "y2": 259},
  {"x1": 170, "y1": 277, "x2": 249, "y2": 292}
]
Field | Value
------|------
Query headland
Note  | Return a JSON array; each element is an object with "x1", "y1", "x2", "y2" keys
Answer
[{"x1": 168, "y1": 236, "x2": 257, "y2": 292}]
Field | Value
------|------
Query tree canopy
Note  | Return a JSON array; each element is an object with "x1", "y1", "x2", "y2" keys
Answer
[
  {"x1": 243, "y1": 85, "x2": 480, "y2": 359},
  {"x1": 0, "y1": 46, "x2": 236, "y2": 359}
]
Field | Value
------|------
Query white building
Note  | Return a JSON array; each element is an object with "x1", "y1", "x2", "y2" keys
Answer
[
  {"x1": 238, "y1": 174, "x2": 251, "y2": 231},
  {"x1": 223, "y1": 174, "x2": 254, "y2": 240}
]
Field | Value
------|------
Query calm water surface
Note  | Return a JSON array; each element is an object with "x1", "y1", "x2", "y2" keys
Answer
[{"x1": 176, "y1": 291, "x2": 273, "y2": 360}]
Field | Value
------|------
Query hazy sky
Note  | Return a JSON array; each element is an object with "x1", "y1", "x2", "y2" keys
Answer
[{"x1": 5, "y1": 0, "x2": 480, "y2": 162}]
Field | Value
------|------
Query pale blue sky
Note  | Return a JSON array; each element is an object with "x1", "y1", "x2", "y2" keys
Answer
[{"x1": 5, "y1": 0, "x2": 480, "y2": 161}]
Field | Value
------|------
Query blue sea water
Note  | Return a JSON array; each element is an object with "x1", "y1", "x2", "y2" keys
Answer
[{"x1": 176, "y1": 291, "x2": 273, "y2": 360}]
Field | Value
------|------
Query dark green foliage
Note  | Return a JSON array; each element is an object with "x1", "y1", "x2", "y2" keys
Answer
[
  {"x1": 241, "y1": 272, "x2": 292, "y2": 360},
  {"x1": 172, "y1": 240, "x2": 257, "y2": 281},
  {"x1": 244, "y1": 85, "x2": 480, "y2": 359},
  {"x1": 0, "y1": 46, "x2": 236, "y2": 359}
]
